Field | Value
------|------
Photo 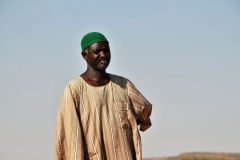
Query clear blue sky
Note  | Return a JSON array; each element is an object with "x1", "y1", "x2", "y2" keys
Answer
[{"x1": 0, "y1": 0, "x2": 240, "y2": 159}]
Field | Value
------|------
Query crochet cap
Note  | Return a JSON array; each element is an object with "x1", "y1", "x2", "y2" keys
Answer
[{"x1": 81, "y1": 32, "x2": 109, "y2": 51}]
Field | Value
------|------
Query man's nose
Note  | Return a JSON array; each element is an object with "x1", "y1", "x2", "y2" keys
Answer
[{"x1": 99, "y1": 50, "x2": 108, "y2": 57}]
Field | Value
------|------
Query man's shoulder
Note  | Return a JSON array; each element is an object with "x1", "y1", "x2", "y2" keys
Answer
[
  {"x1": 108, "y1": 73, "x2": 131, "y2": 89},
  {"x1": 108, "y1": 73, "x2": 130, "y2": 82},
  {"x1": 65, "y1": 77, "x2": 85, "y2": 90}
]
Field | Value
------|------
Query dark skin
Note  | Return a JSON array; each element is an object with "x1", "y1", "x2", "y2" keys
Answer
[
  {"x1": 81, "y1": 41, "x2": 142, "y2": 125},
  {"x1": 81, "y1": 42, "x2": 111, "y2": 86}
]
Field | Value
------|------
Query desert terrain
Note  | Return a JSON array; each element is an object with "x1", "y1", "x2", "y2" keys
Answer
[{"x1": 143, "y1": 152, "x2": 240, "y2": 160}]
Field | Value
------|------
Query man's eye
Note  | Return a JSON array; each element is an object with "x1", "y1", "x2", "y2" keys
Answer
[
  {"x1": 92, "y1": 50, "x2": 100, "y2": 54},
  {"x1": 103, "y1": 49, "x2": 110, "y2": 52}
]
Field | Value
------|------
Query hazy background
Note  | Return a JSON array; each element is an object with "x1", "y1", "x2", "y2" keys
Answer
[{"x1": 0, "y1": 0, "x2": 240, "y2": 159}]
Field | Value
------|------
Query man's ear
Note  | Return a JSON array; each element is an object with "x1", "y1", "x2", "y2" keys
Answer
[{"x1": 81, "y1": 51, "x2": 87, "y2": 61}]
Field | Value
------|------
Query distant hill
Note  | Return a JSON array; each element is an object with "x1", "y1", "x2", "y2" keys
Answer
[{"x1": 144, "y1": 152, "x2": 240, "y2": 160}]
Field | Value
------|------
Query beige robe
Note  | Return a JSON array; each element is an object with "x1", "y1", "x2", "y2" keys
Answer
[{"x1": 55, "y1": 74, "x2": 152, "y2": 160}]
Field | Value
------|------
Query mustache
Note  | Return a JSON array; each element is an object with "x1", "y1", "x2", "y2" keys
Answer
[{"x1": 97, "y1": 58, "x2": 110, "y2": 63}]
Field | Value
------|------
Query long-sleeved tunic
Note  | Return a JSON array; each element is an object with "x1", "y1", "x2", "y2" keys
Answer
[{"x1": 55, "y1": 74, "x2": 152, "y2": 160}]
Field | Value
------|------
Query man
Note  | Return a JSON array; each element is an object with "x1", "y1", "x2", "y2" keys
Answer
[{"x1": 55, "y1": 32, "x2": 152, "y2": 160}]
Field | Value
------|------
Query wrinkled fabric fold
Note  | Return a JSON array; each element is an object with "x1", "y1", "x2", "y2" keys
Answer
[{"x1": 55, "y1": 74, "x2": 152, "y2": 160}]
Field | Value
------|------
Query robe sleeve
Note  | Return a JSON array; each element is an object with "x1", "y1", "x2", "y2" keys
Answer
[
  {"x1": 55, "y1": 84, "x2": 85, "y2": 160},
  {"x1": 128, "y1": 81, "x2": 152, "y2": 132}
]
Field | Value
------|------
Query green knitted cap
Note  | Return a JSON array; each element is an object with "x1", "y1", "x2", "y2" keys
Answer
[{"x1": 81, "y1": 32, "x2": 109, "y2": 51}]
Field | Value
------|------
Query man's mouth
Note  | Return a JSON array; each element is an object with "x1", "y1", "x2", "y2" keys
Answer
[
  {"x1": 100, "y1": 61, "x2": 109, "y2": 65},
  {"x1": 99, "y1": 59, "x2": 109, "y2": 64}
]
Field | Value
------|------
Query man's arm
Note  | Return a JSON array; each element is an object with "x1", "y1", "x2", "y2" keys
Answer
[
  {"x1": 127, "y1": 81, "x2": 152, "y2": 132},
  {"x1": 55, "y1": 84, "x2": 85, "y2": 160}
]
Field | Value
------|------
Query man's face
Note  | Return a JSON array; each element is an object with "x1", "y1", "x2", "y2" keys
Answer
[{"x1": 83, "y1": 42, "x2": 111, "y2": 72}]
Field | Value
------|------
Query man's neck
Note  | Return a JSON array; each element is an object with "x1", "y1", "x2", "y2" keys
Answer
[{"x1": 80, "y1": 66, "x2": 110, "y2": 86}]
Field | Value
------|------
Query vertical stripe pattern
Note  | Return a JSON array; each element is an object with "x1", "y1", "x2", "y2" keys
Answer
[{"x1": 55, "y1": 74, "x2": 152, "y2": 160}]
